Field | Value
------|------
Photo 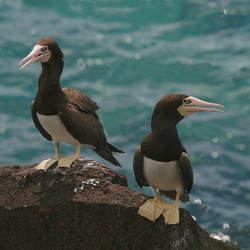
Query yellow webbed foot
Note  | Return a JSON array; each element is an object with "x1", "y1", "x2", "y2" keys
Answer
[
  {"x1": 36, "y1": 158, "x2": 59, "y2": 171},
  {"x1": 162, "y1": 202, "x2": 179, "y2": 224},
  {"x1": 138, "y1": 188, "x2": 181, "y2": 225},
  {"x1": 57, "y1": 144, "x2": 81, "y2": 168},
  {"x1": 138, "y1": 198, "x2": 166, "y2": 222},
  {"x1": 57, "y1": 155, "x2": 79, "y2": 168},
  {"x1": 162, "y1": 192, "x2": 181, "y2": 224}
]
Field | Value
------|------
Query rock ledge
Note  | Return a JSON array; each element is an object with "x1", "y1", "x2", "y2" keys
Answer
[{"x1": 0, "y1": 159, "x2": 239, "y2": 249}]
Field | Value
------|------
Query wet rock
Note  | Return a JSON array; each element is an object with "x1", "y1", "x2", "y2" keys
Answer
[{"x1": 0, "y1": 159, "x2": 239, "y2": 250}]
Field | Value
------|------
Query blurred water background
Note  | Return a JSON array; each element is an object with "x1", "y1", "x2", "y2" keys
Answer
[{"x1": 0, "y1": 0, "x2": 250, "y2": 248}]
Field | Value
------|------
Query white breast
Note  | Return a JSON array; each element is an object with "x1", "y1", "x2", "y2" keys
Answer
[
  {"x1": 143, "y1": 156, "x2": 184, "y2": 193},
  {"x1": 37, "y1": 113, "x2": 78, "y2": 145}
]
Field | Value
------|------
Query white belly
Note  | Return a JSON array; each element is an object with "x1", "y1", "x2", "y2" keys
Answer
[
  {"x1": 37, "y1": 113, "x2": 78, "y2": 145},
  {"x1": 143, "y1": 156, "x2": 184, "y2": 193}
]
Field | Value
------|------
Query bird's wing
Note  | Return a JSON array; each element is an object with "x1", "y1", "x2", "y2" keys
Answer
[
  {"x1": 182, "y1": 144, "x2": 187, "y2": 154},
  {"x1": 61, "y1": 87, "x2": 124, "y2": 152},
  {"x1": 59, "y1": 102, "x2": 123, "y2": 167},
  {"x1": 60, "y1": 87, "x2": 105, "y2": 146},
  {"x1": 59, "y1": 102, "x2": 106, "y2": 148},
  {"x1": 60, "y1": 88, "x2": 124, "y2": 167},
  {"x1": 178, "y1": 151, "x2": 193, "y2": 193},
  {"x1": 31, "y1": 100, "x2": 52, "y2": 141},
  {"x1": 62, "y1": 87, "x2": 100, "y2": 115},
  {"x1": 133, "y1": 146, "x2": 148, "y2": 188}
]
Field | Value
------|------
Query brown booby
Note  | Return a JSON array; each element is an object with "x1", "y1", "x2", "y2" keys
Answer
[
  {"x1": 19, "y1": 37, "x2": 124, "y2": 170},
  {"x1": 133, "y1": 94, "x2": 224, "y2": 224}
]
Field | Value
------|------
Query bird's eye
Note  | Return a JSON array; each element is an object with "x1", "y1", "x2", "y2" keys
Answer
[
  {"x1": 41, "y1": 46, "x2": 48, "y2": 53},
  {"x1": 183, "y1": 99, "x2": 192, "y2": 105}
]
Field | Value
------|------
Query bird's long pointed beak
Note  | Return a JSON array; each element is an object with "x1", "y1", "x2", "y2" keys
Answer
[
  {"x1": 19, "y1": 45, "x2": 46, "y2": 70},
  {"x1": 177, "y1": 96, "x2": 224, "y2": 116}
]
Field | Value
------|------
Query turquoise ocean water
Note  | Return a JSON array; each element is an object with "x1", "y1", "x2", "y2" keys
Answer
[{"x1": 1, "y1": 0, "x2": 250, "y2": 248}]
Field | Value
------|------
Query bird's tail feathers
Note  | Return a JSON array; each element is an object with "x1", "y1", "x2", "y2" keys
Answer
[
  {"x1": 180, "y1": 192, "x2": 190, "y2": 203},
  {"x1": 107, "y1": 142, "x2": 125, "y2": 153},
  {"x1": 92, "y1": 148, "x2": 122, "y2": 167},
  {"x1": 159, "y1": 190, "x2": 190, "y2": 203}
]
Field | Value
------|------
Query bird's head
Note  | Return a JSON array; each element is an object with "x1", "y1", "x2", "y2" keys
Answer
[
  {"x1": 177, "y1": 95, "x2": 224, "y2": 116},
  {"x1": 152, "y1": 94, "x2": 224, "y2": 128},
  {"x1": 19, "y1": 37, "x2": 64, "y2": 69}
]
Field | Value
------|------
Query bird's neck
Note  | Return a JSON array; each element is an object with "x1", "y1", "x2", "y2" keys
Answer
[
  {"x1": 141, "y1": 125, "x2": 183, "y2": 162},
  {"x1": 38, "y1": 61, "x2": 63, "y2": 93},
  {"x1": 35, "y1": 60, "x2": 66, "y2": 115}
]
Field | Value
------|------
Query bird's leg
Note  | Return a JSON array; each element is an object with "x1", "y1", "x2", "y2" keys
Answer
[
  {"x1": 36, "y1": 142, "x2": 61, "y2": 171},
  {"x1": 138, "y1": 187, "x2": 168, "y2": 222},
  {"x1": 162, "y1": 192, "x2": 180, "y2": 225},
  {"x1": 57, "y1": 143, "x2": 81, "y2": 168}
]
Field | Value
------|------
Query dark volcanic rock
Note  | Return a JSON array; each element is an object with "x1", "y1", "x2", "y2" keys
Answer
[{"x1": 0, "y1": 159, "x2": 239, "y2": 250}]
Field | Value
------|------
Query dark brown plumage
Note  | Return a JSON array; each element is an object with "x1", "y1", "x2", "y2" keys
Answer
[
  {"x1": 133, "y1": 94, "x2": 224, "y2": 224},
  {"x1": 20, "y1": 37, "x2": 124, "y2": 170},
  {"x1": 134, "y1": 94, "x2": 193, "y2": 202}
]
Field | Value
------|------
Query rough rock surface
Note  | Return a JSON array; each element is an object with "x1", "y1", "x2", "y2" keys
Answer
[{"x1": 0, "y1": 158, "x2": 239, "y2": 250}]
